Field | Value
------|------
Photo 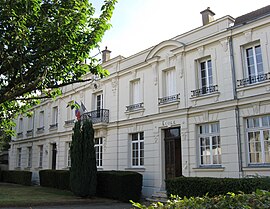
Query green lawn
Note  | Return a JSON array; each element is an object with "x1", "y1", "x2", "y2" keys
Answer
[{"x1": 0, "y1": 183, "x2": 104, "y2": 207}]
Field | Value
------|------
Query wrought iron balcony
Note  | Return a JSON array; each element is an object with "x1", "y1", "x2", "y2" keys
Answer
[
  {"x1": 126, "y1": 102, "x2": 144, "y2": 112},
  {"x1": 26, "y1": 129, "x2": 33, "y2": 136},
  {"x1": 65, "y1": 119, "x2": 75, "y2": 126},
  {"x1": 191, "y1": 85, "x2": 218, "y2": 98},
  {"x1": 158, "y1": 94, "x2": 180, "y2": 105},
  {"x1": 82, "y1": 109, "x2": 109, "y2": 124},
  {"x1": 237, "y1": 73, "x2": 270, "y2": 87},
  {"x1": 49, "y1": 123, "x2": 58, "y2": 129},
  {"x1": 17, "y1": 132, "x2": 23, "y2": 138}
]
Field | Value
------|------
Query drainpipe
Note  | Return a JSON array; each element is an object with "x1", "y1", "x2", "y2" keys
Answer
[{"x1": 229, "y1": 33, "x2": 243, "y2": 177}]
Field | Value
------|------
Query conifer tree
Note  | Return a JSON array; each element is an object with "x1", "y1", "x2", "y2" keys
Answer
[{"x1": 70, "y1": 119, "x2": 97, "y2": 197}]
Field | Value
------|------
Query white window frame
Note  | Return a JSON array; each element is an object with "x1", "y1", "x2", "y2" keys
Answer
[
  {"x1": 18, "y1": 118, "x2": 23, "y2": 133},
  {"x1": 39, "y1": 145, "x2": 43, "y2": 168},
  {"x1": 199, "y1": 58, "x2": 213, "y2": 91},
  {"x1": 198, "y1": 122, "x2": 221, "y2": 166},
  {"x1": 130, "y1": 79, "x2": 141, "y2": 105},
  {"x1": 27, "y1": 147, "x2": 32, "y2": 167},
  {"x1": 52, "y1": 106, "x2": 58, "y2": 125},
  {"x1": 246, "y1": 115, "x2": 270, "y2": 165},
  {"x1": 17, "y1": 148, "x2": 22, "y2": 168},
  {"x1": 245, "y1": 44, "x2": 263, "y2": 78},
  {"x1": 66, "y1": 142, "x2": 71, "y2": 168},
  {"x1": 131, "y1": 132, "x2": 144, "y2": 167},
  {"x1": 94, "y1": 137, "x2": 103, "y2": 167},
  {"x1": 164, "y1": 68, "x2": 176, "y2": 97},
  {"x1": 28, "y1": 116, "x2": 33, "y2": 131},
  {"x1": 39, "y1": 111, "x2": 44, "y2": 128}
]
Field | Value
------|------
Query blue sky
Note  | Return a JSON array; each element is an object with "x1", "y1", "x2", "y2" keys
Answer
[{"x1": 92, "y1": 0, "x2": 270, "y2": 59}]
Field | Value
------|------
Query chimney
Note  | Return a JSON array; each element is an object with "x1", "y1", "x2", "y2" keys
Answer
[
  {"x1": 200, "y1": 7, "x2": 215, "y2": 26},
  {"x1": 102, "y1": 46, "x2": 111, "y2": 63}
]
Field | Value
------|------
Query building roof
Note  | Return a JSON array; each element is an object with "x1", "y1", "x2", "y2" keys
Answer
[{"x1": 234, "y1": 5, "x2": 270, "y2": 26}]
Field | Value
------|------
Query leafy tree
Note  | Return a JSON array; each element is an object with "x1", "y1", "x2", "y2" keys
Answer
[
  {"x1": 70, "y1": 119, "x2": 97, "y2": 197},
  {"x1": 0, "y1": 0, "x2": 117, "y2": 136}
]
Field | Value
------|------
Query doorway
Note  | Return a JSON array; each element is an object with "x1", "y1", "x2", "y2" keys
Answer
[{"x1": 164, "y1": 127, "x2": 182, "y2": 179}]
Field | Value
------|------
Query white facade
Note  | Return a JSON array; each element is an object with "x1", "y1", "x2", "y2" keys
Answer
[{"x1": 9, "y1": 6, "x2": 270, "y2": 197}]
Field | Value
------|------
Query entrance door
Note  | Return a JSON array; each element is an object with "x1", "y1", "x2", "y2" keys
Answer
[
  {"x1": 164, "y1": 127, "x2": 182, "y2": 179},
  {"x1": 52, "y1": 143, "x2": 57, "y2": 170}
]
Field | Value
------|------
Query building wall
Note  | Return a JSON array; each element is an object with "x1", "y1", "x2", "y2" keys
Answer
[{"x1": 9, "y1": 7, "x2": 270, "y2": 197}]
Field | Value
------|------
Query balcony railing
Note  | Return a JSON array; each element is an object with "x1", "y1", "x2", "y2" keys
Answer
[
  {"x1": 17, "y1": 132, "x2": 23, "y2": 138},
  {"x1": 158, "y1": 94, "x2": 180, "y2": 105},
  {"x1": 191, "y1": 85, "x2": 218, "y2": 98},
  {"x1": 65, "y1": 119, "x2": 75, "y2": 126},
  {"x1": 82, "y1": 109, "x2": 109, "y2": 124},
  {"x1": 126, "y1": 102, "x2": 144, "y2": 112},
  {"x1": 49, "y1": 123, "x2": 58, "y2": 129},
  {"x1": 26, "y1": 129, "x2": 33, "y2": 136},
  {"x1": 237, "y1": 73, "x2": 270, "y2": 87},
  {"x1": 37, "y1": 126, "x2": 45, "y2": 133}
]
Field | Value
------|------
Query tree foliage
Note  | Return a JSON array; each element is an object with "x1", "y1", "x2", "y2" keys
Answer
[
  {"x1": 0, "y1": 0, "x2": 117, "y2": 135},
  {"x1": 70, "y1": 119, "x2": 97, "y2": 197}
]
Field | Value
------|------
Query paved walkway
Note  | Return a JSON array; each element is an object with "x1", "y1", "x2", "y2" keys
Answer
[{"x1": 1, "y1": 202, "x2": 133, "y2": 209}]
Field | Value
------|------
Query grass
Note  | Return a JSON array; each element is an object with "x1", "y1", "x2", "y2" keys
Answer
[{"x1": 0, "y1": 183, "x2": 106, "y2": 207}]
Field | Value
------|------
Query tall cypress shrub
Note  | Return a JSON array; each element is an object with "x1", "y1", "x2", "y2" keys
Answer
[{"x1": 70, "y1": 119, "x2": 97, "y2": 197}]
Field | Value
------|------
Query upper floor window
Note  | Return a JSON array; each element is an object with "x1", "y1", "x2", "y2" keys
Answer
[
  {"x1": 246, "y1": 45, "x2": 263, "y2": 78},
  {"x1": 164, "y1": 69, "x2": 176, "y2": 96},
  {"x1": 238, "y1": 44, "x2": 268, "y2": 87},
  {"x1": 17, "y1": 118, "x2": 23, "y2": 137},
  {"x1": 39, "y1": 111, "x2": 44, "y2": 128},
  {"x1": 50, "y1": 107, "x2": 58, "y2": 129},
  {"x1": 198, "y1": 122, "x2": 221, "y2": 166},
  {"x1": 246, "y1": 115, "x2": 270, "y2": 164},
  {"x1": 131, "y1": 132, "x2": 144, "y2": 167},
  {"x1": 126, "y1": 79, "x2": 143, "y2": 111},
  {"x1": 191, "y1": 58, "x2": 218, "y2": 97},
  {"x1": 95, "y1": 93, "x2": 103, "y2": 118},
  {"x1": 158, "y1": 69, "x2": 179, "y2": 105}
]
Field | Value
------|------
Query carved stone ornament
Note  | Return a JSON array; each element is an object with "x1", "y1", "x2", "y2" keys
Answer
[
  {"x1": 197, "y1": 46, "x2": 204, "y2": 57},
  {"x1": 152, "y1": 63, "x2": 158, "y2": 86},
  {"x1": 220, "y1": 39, "x2": 228, "y2": 52},
  {"x1": 244, "y1": 30, "x2": 252, "y2": 43},
  {"x1": 253, "y1": 103, "x2": 260, "y2": 115},
  {"x1": 111, "y1": 77, "x2": 118, "y2": 95}
]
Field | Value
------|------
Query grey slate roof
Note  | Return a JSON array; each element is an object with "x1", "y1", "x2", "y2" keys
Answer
[{"x1": 234, "y1": 5, "x2": 270, "y2": 26}]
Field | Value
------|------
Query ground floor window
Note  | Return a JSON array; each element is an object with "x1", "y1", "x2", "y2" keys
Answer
[
  {"x1": 17, "y1": 148, "x2": 22, "y2": 168},
  {"x1": 27, "y1": 147, "x2": 32, "y2": 168},
  {"x1": 39, "y1": 145, "x2": 43, "y2": 168},
  {"x1": 66, "y1": 142, "x2": 71, "y2": 168},
  {"x1": 94, "y1": 138, "x2": 103, "y2": 167},
  {"x1": 131, "y1": 132, "x2": 144, "y2": 167},
  {"x1": 198, "y1": 122, "x2": 221, "y2": 166},
  {"x1": 246, "y1": 115, "x2": 270, "y2": 164}
]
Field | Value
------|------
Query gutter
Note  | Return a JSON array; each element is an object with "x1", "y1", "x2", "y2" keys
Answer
[{"x1": 229, "y1": 32, "x2": 243, "y2": 177}]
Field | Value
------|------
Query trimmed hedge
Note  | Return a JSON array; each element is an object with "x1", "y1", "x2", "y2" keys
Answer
[
  {"x1": 166, "y1": 176, "x2": 270, "y2": 198},
  {"x1": 97, "y1": 171, "x2": 143, "y2": 202},
  {"x1": 39, "y1": 170, "x2": 70, "y2": 190},
  {"x1": 1, "y1": 170, "x2": 32, "y2": 186},
  {"x1": 39, "y1": 170, "x2": 142, "y2": 202},
  {"x1": 132, "y1": 190, "x2": 270, "y2": 209}
]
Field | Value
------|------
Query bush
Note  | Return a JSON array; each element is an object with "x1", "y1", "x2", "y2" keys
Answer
[
  {"x1": 132, "y1": 190, "x2": 270, "y2": 209},
  {"x1": 166, "y1": 176, "x2": 270, "y2": 198},
  {"x1": 1, "y1": 170, "x2": 32, "y2": 185},
  {"x1": 97, "y1": 171, "x2": 143, "y2": 202},
  {"x1": 39, "y1": 170, "x2": 70, "y2": 190}
]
